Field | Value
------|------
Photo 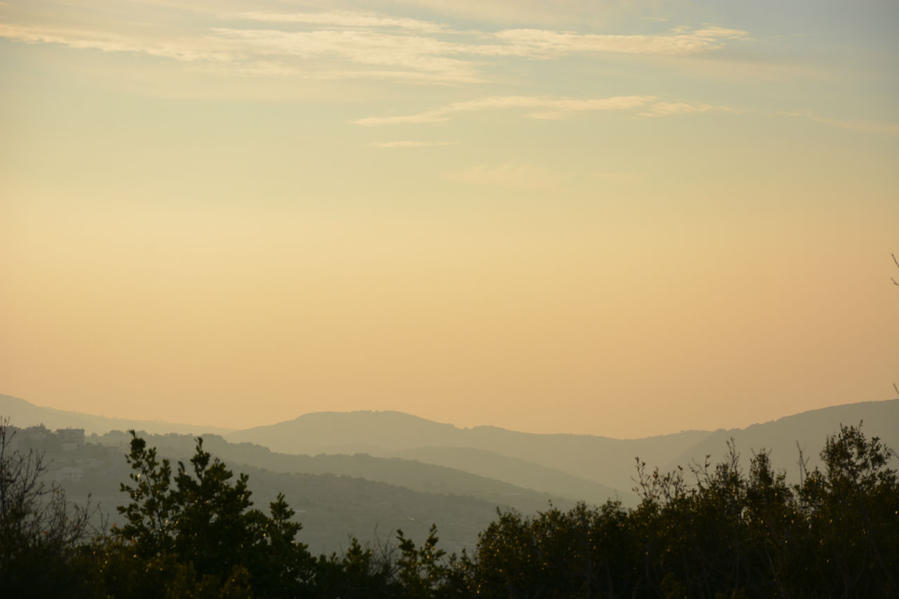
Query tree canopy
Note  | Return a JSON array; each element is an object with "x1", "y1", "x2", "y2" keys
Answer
[{"x1": 0, "y1": 420, "x2": 896, "y2": 598}]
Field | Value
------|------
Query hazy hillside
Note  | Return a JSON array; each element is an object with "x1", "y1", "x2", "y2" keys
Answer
[
  {"x1": 228, "y1": 400, "x2": 899, "y2": 493},
  {"x1": 227, "y1": 410, "x2": 465, "y2": 454},
  {"x1": 10, "y1": 426, "x2": 518, "y2": 554},
  {"x1": 90, "y1": 431, "x2": 576, "y2": 515},
  {"x1": 229, "y1": 411, "x2": 711, "y2": 492},
  {"x1": 0, "y1": 394, "x2": 230, "y2": 436},
  {"x1": 391, "y1": 445, "x2": 637, "y2": 506},
  {"x1": 6, "y1": 394, "x2": 897, "y2": 508},
  {"x1": 1, "y1": 396, "x2": 624, "y2": 508},
  {"x1": 664, "y1": 399, "x2": 899, "y2": 479}
]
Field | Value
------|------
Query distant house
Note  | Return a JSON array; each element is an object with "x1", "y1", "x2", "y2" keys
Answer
[
  {"x1": 58, "y1": 428, "x2": 86, "y2": 451},
  {"x1": 21, "y1": 425, "x2": 51, "y2": 444}
]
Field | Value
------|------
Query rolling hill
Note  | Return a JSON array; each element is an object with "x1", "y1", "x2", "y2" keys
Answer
[
  {"x1": 662, "y1": 399, "x2": 899, "y2": 480},
  {"x1": 89, "y1": 430, "x2": 580, "y2": 515},
  {"x1": 228, "y1": 400, "x2": 899, "y2": 493},
  {"x1": 0, "y1": 394, "x2": 230, "y2": 436},
  {"x1": 5, "y1": 393, "x2": 897, "y2": 508},
  {"x1": 7, "y1": 426, "x2": 504, "y2": 554},
  {"x1": 390, "y1": 445, "x2": 636, "y2": 506},
  {"x1": 228, "y1": 410, "x2": 713, "y2": 493}
]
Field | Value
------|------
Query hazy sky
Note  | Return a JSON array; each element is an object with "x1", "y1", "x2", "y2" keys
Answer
[{"x1": 1, "y1": 0, "x2": 897, "y2": 438}]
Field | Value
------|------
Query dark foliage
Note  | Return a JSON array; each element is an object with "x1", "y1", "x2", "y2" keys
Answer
[
  {"x1": 0, "y1": 419, "x2": 97, "y2": 598},
  {"x1": 460, "y1": 424, "x2": 898, "y2": 598},
  {"x1": 99, "y1": 432, "x2": 316, "y2": 598},
  {"x1": 1, "y1": 421, "x2": 896, "y2": 598}
]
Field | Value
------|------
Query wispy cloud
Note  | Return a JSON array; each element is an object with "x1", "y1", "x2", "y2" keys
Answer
[
  {"x1": 209, "y1": 27, "x2": 480, "y2": 82},
  {"x1": 232, "y1": 11, "x2": 449, "y2": 33},
  {"x1": 639, "y1": 102, "x2": 738, "y2": 118},
  {"x1": 354, "y1": 95, "x2": 746, "y2": 126},
  {"x1": 385, "y1": 0, "x2": 673, "y2": 28},
  {"x1": 0, "y1": 23, "x2": 234, "y2": 63},
  {"x1": 489, "y1": 26, "x2": 748, "y2": 58},
  {"x1": 0, "y1": 6, "x2": 751, "y2": 84},
  {"x1": 354, "y1": 95, "x2": 656, "y2": 126},
  {"x1": 370, "y1": 140, "x2": 455, "y2": 148}
]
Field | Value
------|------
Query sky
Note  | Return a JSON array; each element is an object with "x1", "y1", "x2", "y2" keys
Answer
[{"x1": 1, "y1": 0, "x2": 897, "y2": 438}]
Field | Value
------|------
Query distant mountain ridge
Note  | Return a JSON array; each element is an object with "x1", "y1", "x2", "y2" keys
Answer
[
  {"x1": 3, "y1": 393, "x2": 897, "y2": 505},
  {"x1": 662, "y1": 399, "x2": 899, "y2": 481},
  {"x1": 228, "y1": 400, "x2": 899, "y2": 493},
  {"x1": 390, "y1": 445, "x2": 630, "y2": 507},
  {"x1": 228, "y1": 410, "x2": 712, "y2": 493},
  {"x1": 229, "y1": 410, "x2": 463, "y2": 454},
  {"x1": 90, "y1": 430, "x2": 589, "y2": 514},
  {"x1": 0, "y1": 394, "x2": 232, "y2": 436},
  {"x1": 8, "y1": 425, "x2": 506, "y2": 554}
]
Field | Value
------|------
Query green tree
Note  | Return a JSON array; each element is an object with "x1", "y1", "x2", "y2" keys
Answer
[
  {"x1": 797, "y1": 423, "x2": 898, "y2": 597},
  {"x1": 313, "y1": 537, "x2": 397, "y2": 599},
  {"x1": 462, "y1": 424, "x2": 898, "y2": 599},
  {"x1": 105, "y1": 431, "x2": 314, "y2": 598},
  {"x1": 395, "y1": 525, "x2": 450, "y2": 598}
]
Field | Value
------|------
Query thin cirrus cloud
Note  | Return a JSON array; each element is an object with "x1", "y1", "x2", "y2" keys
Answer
[
  {"x1": 0, "y1": 6, "x2": 750, "y2": 84},
  {"x1": 489, "y1": 26, "x2": 749, "y2": 58},
  {"x1": 209, "y1": 27, "x2": 480, "y2": 82},
  {"x1": 228, "y1": 12, "x2": 749, "y2": 57},
  {"x1": 352, "y1": 95, "x2": 740, "y2": 126},
  {"x1": 639, "y1": 102, "x2": 739, "y2": 118},
  {"x1": 0, "y1": 15, "x2": 748, "y2": 117},
  {"x1": 354, "y1": 95, "x2": 657, "y2": 125},
  {"x1": 231, "y1": 11, "x2": 450, "y2": 33},
  {"x1": 0, "y1": 22, "x2": 235, "y2": 63}
]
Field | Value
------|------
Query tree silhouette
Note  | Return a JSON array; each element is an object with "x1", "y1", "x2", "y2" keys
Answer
[
  {"x1": 106, "y1": 431, "x2": 314, "y2": 598},
  {"x1": 3, "y1": 421, "x2": 895, "y2": 597},
  {"x1": 0, "y1": 420, "x2": 95, "y2": 597},
  {"x1": 453, "y1": 424, "x2": 898, "y2": 598}
]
